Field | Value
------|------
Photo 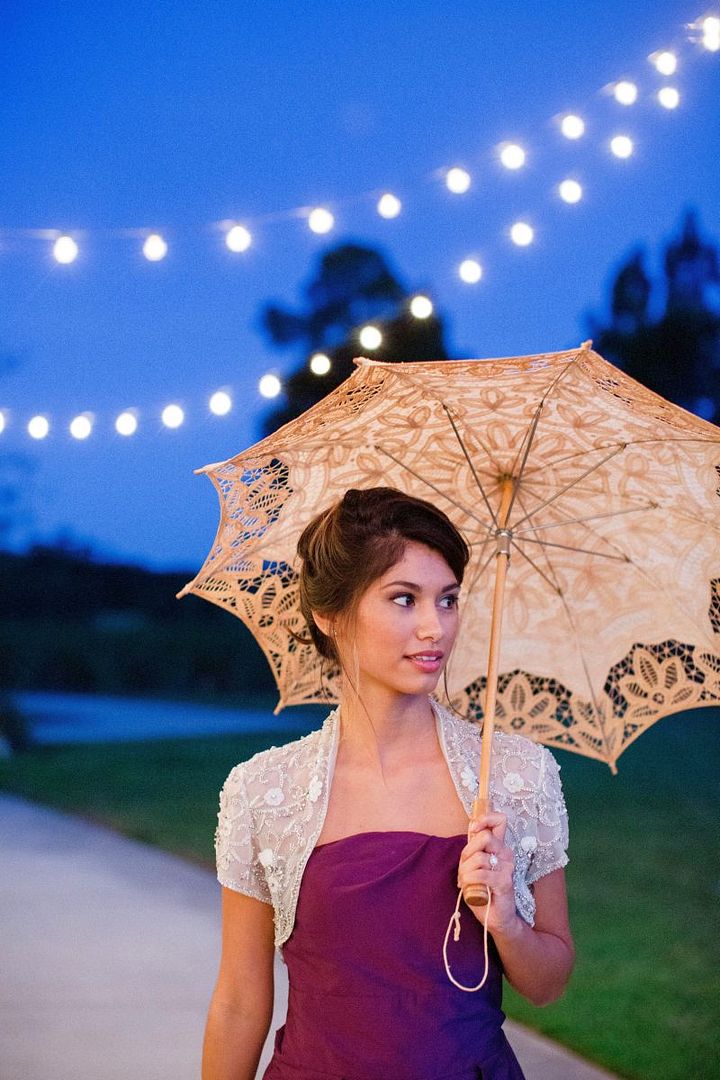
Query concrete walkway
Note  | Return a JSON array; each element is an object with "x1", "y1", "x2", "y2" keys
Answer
[{"x1": 0, "y1": 794, "x2": 619, "y2": 1080}]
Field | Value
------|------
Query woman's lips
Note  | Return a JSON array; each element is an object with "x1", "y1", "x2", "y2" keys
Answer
[{"x1": 405, "y1": 652, "x2": 444, "y2": 672}]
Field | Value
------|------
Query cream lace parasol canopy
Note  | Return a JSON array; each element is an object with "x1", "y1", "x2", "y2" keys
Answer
[{"x1": 178, "y1": 343, "x2": 720, "y2": 772}]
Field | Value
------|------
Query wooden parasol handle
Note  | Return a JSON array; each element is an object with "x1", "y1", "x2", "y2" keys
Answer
[{"x1": 463, "y1": 477, "x2": 514, "y2": 908}]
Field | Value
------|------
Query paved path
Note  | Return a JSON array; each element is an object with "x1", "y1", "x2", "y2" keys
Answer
[{"x1": 0, "y1": 794, "x2": 619, "y2": 1080}]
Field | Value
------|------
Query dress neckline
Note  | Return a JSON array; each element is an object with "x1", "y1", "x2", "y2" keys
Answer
[{"x1": 314, "y1": 829, "x2": 467, "y2": 851}]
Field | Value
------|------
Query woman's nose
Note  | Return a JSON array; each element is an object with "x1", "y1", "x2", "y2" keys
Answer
[{"x1": 417, "y1": 605, "x2": 443, "y2": 641}]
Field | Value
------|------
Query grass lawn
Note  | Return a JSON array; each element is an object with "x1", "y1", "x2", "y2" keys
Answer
[{"x1": 1, "y1": 706, "x2": 718, "y2": 1079}]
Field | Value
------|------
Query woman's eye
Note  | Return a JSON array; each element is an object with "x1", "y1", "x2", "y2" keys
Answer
[
  {"x1": 391, "y1": 594, "x2": 414, "y2": 607},
  {"x1": 440, "y1": 594, "x2": 460, "y2": 609}
]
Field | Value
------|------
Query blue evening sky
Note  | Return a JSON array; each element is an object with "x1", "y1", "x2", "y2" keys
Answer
[{"x1": 1, "y1": 1, "x2": 718, "y2": 570}]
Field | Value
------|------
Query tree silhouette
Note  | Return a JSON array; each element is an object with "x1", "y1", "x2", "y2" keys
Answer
[
  {"x1": 259, "y1": 242, "x2": 452, "y2": 434},
  {"x1": 588, "y1": 210, "x2": 720, "y2": 423}
]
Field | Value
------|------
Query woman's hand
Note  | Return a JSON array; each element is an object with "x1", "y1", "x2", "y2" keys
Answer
[{"x1": 457, "y1": 811, "x2": 520, "y2": 936}]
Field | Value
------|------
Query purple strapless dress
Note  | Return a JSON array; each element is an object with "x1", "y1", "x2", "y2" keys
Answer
[{"x1": 263, "y1": 831, "x2": 525, "y2": 1080}]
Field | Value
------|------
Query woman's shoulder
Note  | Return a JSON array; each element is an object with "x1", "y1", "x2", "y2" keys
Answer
[{"x1": 221, "y1": 710, "x2": 337, "y2": 806}]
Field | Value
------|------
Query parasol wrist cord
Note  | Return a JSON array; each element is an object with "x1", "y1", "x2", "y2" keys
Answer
[{"x1": 442, "y1": 886, "x2": 491, "y2": 992}]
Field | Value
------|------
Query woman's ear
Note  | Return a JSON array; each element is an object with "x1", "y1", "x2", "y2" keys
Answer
[{"x1": 312, "y1": 611, "x2": 333, "y2": 639}]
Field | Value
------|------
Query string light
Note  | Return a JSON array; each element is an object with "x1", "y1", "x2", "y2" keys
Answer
[
  {"x1": 560, "y1": 114, "x2": 585, "y2": 139},
  {"x1": 115, "y1": 411, "x2": 138, "y2": 436},
  {"x1": 410, "y1": 295, "x2": 433, "y2": 318},
  {"x1": 558, "y1": 179, "x2": 583, "y2": 204},
  {"x1": 701, "y1": 15, "x2": 720, "y2": 50},
  {"x1": 613, "y1": 80, "x2": 638, "y2": 104},
  {"x1": 225, "y1": 224, "x2": 253, "y2": 252},
  {"x1": 359, "y1": 325, "x2": 382, "y2": 349},
  {"x1": 258, "y1": 374, "x2": 282, "y2": 399},
  {"x1": 610, "y1": 134, "x2": 634, "y2": 158},
  {"x1": 209, "y1": 390, "x2": 232, "y2": 415},
  {"x1": 308, "y1": 208, "x2": 334, "y2": 234},
  {"x1": 652, "y1": 50, "x2": 677, "y2": 75},
  {"x1": 657, "y1": 86, "x2": 680, "y2": 109},
  {"x1": 28, "y1": 416, "x2": 50, "y2": 439},
  {"x1": 53, "y1": 236, "x2": 79, "y2": 264},
  {"x1": 142, "y1": 233, "x2": 168, "y2": 261},
  {"x1": 0, "y1": 411, "x2": 6, "y2": 435},
  {"x1": 161, "y1": 404, "x2": 184, "y2": 428},
  {"x1": 69, "y1": 413, "x2": 93, "y2": 440},
  {"x1": 445, "y1": 167, "x2": 471, "y2": 194},
  {"x1": 510, "y1": 221, "x2": 534, "y2": 246},
  {"x1": 499, "y1": 143, "x2": 526, "y2": 170},
  {"x1": 377, "y1": 193, "x2": 402, "y2": 218},
  {"x1": 458, "y1": 259, "x2": 483, "y2": 284},
  {"x1": 309, "y1": 353, "x2": 332, "y2": 375}
]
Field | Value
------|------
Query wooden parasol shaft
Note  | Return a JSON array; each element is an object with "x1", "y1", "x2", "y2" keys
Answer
[{"x1": 464, "y1": 476, "x2": 514, "y2": 908}]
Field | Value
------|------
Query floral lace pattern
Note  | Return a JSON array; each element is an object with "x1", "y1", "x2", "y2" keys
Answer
[{"x1": 215, "y1": 698, "x2": 568, "y2": 946}]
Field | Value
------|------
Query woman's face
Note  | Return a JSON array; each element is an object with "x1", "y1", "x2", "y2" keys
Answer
[{"x1": 343, "y1": 540, "x2": 461, "y2": 700}]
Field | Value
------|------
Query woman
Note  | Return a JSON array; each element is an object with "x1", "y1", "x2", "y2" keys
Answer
[{"x1": 203, "y1": 487, "x2": 574, "y2": 1079}]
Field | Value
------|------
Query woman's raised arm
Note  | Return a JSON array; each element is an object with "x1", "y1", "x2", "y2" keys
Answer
[{"x1": 202, "y1": 887, "x2": 276, "y2": 1080}]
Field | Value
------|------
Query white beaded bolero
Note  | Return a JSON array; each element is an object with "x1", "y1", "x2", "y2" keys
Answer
[{"x1": 215, "y1": 697, "x2": 569, "y2": 948}]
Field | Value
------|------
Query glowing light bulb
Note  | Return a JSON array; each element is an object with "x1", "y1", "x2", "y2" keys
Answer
[
  {"x1": 225, "y1": 225, "x2": 252, "y2": 252},
  {"x1": 162, "y1": 404, "x2": 184, "y2": 428},
  {"x1": 53, "y1": 236, "x2": 78, "y2": 264},
  {"x1": 28, "y1": 415, "x2": 50, "y2": 439},
  {"x1": 459, "y1": 259, "x2": 483, "y2": 284},
  {"x1": 558, "y1": 179, "x2": 583, "y2": 204},
  {"x1": 510, "y1": 222, "x2": 534, "y2": 247},
  {"x1": 499, "y1": 143, "x2": 526, "y2": 170},
  {"x1": 69, "y1": 414, "x2": 93, "y2": 440},
  {"x1": 359, "y1": 325, "x2": 382, "y2": 350},
  {"x1": 259, "y1": 374, "x2": 282, "y2": 399},
  {"x1": 653, "y1": 51, "x2": 677, "y2": 75},
  {"x1": 702, "y1": 16, "x2": 720, "y2": 51},
  {"x1": 377, "y1": 193, "x2": 402, "y2": 218},
  {"x1": 657, "y1": 86, "x2": 680, "y2": 110},
  {"x1": 610, "y1": 135, "x2": 634, "y2": 158},
  {"x1": 0, "y1": 411, "x2": 6, "y2": 434},
  {"x1": 410, "y1": 295, "x2": 433, "y2": 319},
  {"x1": 560, "y1": 114, "x2": 585, "y2": 139},
  {"x1": 143, "y1": 233, "x2": 167, "y2": 261},
  {"x1": 613, "y1": 81, "x2": 638, "y2": 105},
  {"x1": 310, "y1": 353, "x2": 332, "y2": 375},
  {"x1": 308, "y1": 208, "x2": 334, "y2": 234},
  {"x1": 209, "y1": 391, "x2": 232, "y2": 416},
  {"x1": 116, "y1": 411, "x2": 138, "y2": 436},
  {"x1": 445, "y1": 167, "x2": 471, "y2": 194}
]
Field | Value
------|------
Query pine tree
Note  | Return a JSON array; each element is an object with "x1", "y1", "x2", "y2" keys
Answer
[
  {"x1": 588, "y1": 210, "x2": 720, "y2": 423},
  {"x1": 259, "y1": 242, "x2": 452, "y2": 435}
]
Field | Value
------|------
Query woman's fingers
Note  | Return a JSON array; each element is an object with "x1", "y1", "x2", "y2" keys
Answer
[{"x1": 469, "y1": 811, "x2": 507, "y2": 846}]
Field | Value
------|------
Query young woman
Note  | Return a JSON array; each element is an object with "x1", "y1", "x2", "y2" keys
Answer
[{"x1": 202, "y1": 487, "x2": 574, "y2": 1080}]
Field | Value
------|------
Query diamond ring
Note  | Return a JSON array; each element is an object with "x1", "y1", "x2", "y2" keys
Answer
[{"x1": 488, "y1": 853, "x2": 499, "y2": 870}]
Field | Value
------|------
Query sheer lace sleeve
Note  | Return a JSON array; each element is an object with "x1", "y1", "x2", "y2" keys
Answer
[
  {"x1": 215, "y1": 762, "x2": 272, "y2": 904},
  {"x1": 524, "y1": 745, "x2": 569, "y2": 886}
]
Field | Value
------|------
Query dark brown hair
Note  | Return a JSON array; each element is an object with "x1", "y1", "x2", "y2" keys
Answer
[{"x1": 296, "y1": 487, "x2": 469, "y2": 664}]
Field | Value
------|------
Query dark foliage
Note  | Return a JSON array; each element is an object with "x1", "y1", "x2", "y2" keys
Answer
[
  {"x1": 259, "y1": 242, "x2": 453, "y2": 434},
  {"x1": 588, "y1": 210, "x2": 720, "y2": 423}
]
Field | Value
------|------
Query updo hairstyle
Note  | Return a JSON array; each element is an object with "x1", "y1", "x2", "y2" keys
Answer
[{"x1": 296, "y1": 487, "x2": 469, "y2": 664}]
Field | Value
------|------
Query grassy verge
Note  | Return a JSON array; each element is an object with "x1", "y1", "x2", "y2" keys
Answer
[{"x1": 1, "y1": 707, "x2": 718, "y2": 1079}]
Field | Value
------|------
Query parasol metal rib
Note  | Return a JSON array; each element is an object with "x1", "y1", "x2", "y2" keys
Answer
[
  {"x1": 442, "y1": 405, "x2": 500, "y2": 529},
  {"x1": 510, "y1": 539, "x2": 563, "y2": 596},
  {"x1": 511, "y1": 444, "x2": 628, "y2": 529},
  {"x1": 374, "y1": 444, "x2": 492, "y2": 530},
  {"x1": 514, "y1": 536, "x2": 630, "y2": 562},
  {"x1": 506, "y1": 344, "x2": 587, "y2": 496},
  {"x1": 513, "y1": 502, "x2": 656, "y2": 535}
]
